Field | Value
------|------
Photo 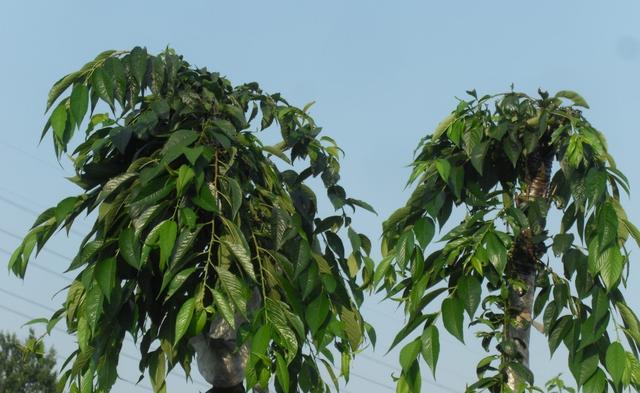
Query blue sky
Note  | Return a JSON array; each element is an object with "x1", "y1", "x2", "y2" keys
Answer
[{"x1": 1, "y1": 1, "x2": 640, "y2": 392}]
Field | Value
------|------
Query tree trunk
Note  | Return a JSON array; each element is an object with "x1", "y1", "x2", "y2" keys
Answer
[
  {"x1": 506, "y1": 150, "x2": 552, "y2": 391},
  {"x1": 206, "y1": 384, "x2": 246, "y2": 393},
  {"x1": 191, "y1": 290, "x2": 264, "y2": 392},
  {"x1": 505, "y1": 267, "x2": 536, "y2": 390}
]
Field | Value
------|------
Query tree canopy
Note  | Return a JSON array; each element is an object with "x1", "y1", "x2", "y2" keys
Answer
[
  {"x1": 0, "y1": 330, "x2": 57, "y2": 393},
  {"x1": 377, "y1": 89, "x2": 640, "y2": 392},
  {"x1": 8, "y1": 47, "x2": 375, "y2": 393}
]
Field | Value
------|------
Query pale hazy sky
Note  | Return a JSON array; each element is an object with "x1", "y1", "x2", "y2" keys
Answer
[{"x1": 1, "y1": 1, "x2": 640, "y2": 392}]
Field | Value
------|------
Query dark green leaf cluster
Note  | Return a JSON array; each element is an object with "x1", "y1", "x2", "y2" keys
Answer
[
  {"x1": 377, "y1": 89, "x2": 640, "y2": 392},
  {"x1": 9, "y1": 48, "x2": 374, "y2": 393}
]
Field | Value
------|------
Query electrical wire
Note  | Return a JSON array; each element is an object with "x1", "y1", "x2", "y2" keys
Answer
[{"x1": 0, "y1": 194, "x2": 87, "y2": 238}]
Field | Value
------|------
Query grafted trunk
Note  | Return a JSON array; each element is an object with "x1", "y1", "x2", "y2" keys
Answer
[
  {"x1": 191, "y1": 290, "x2": 265, "y2": 393},
  {"x1": 506, "y1": 150, "x2": 553, "y2": 391}
]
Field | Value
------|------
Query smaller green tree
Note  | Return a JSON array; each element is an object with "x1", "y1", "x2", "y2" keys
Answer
[
  {"x1": 377, "y1": 89, "x2": 640, "y2": 392},
  {"x1": 0, "y1": 330, "x2": 57, "y2": 393}
]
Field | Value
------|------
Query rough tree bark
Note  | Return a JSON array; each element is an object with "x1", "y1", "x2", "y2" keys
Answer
[{"x1": 506, "y1": 150, "x2": 553, "y2": 390}]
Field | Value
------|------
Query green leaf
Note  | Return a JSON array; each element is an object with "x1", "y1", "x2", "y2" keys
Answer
[
  {"x1": 340, "y1": 307, "x2": 363, "y2": 350},
  {"x1": 192, "y1": 183, "x2": 219, "y2": 213},
  {"x1": 617, "y1": 301, "x2": 640, "y2": 344},
  {"x1": 442, "y1": 297, "x2": 464, "y2": 343},
  {"x1": 413, "y1": 217, "x2": 435, "y2": 249},
  {"x1": 552, "y1": 233, "x2": 574, "y2": 257},
  {"x1": 556, "y1": 90, "x2": 590, "y2": 108},
  {"x1": 605, "y1": 342, "x2": 625, "y2": 384},
  {"x1": 47, "y1": 71, "x2": 80, "y2": 110},
  {"x1": 548, "y1": 316, "x2": 572, "y2": 355},
  {"x1": 225, "y1": 177, "x2": 243, "y2": 218},
  {"x1": 396, "y1": 230, "x2": 415, "y2": 269},
  {"x1": 70, "y1": 84, "x2": 89, "y2": 128},
  {"x1": 221, "y1": 224, "x2": 255, "y2": 281},
  {"x1": 399, "y1": 339, "x2": 421, "y2": 371},
  {"x1": 566, "y1": 135, "x2": 584, "y2": 168},
  {"x1": 431, "y1": 113, "x2": 456, "y2": 141},
  {"x1": 448, "y1": 119, "x2": 464, "y2": 145},
  {"x1": 129, "y1": 179, "x2": 176, "y2": 210},
  {"x1": 347, "y1": 227, "x2": 361, "y2": 252},
  {"x1": 485, "y1": 232, "x2": 507, "y2": 275},
  {"x1": 435, "y1": 159, "x2": 451, "y2": 182},
  {"x1": 597, "y1": 246, "x2": 623, "y2": 290},
  {"x1": 165, "y1": 267, "x2": 196, "y2": 301},
  {"x1": 157, "y1": 220, "x2": 177, "y2": 269},
  {"x1": 596, "y1": 201, "x2": 618, "y2": 252},
  {"x1": 271, "y1": 207, "x2": 289, "y2": 250},
  {"x1": 175, "y1": 297, "x2": 195, "y2": 344},
  {"x1": 103, "y1": 57, "x2": 126, "y2": 106},
  {"x1": 421, "y1": 325, "x2": 440, "y2": 377},
  {"x1": 457, "y1": 275, "x2": 481, "y2": 317},
  {"x1": 251, "y1": 324, "x2": 271, "y2": 356},
  {"x1": 176, "y1": 165, "x2": 195, "y2": 196},
  {"x1": 469, "y1": 141, "x2": 489, "y2": 175},
  {"x1": 84, "y1": 284, "x2": 103, "y2": 332},
  {"x1": 346, "y1": 198, "x2": 376, "y2": 215},
  {"x1": 50, "y1": 103, "x2": 68, "y2": 144},
  {"x1": 263, "y1": 145, "x2": 291, "y2": 164},
  {"x1": 215, "y1": 266, "x2": 246, "y2": 314},
  {"x1": 584, "y1": 168, "x2": 607, "y2": 206},
  {"x1": 212, "y1": 289, "x2": 235, "y2": 329},
  {"x1": 169, "y1": 226, "x2": 201, "y2": 268},
  {"x1": 94, "y1": 257, "x2": 116, "y2": 300},
  {"x1": 373, "y1": 254, "x2": 394, "y2": 285},
  {"x1": 577, "y1": 353, "x2": 599, "y2": 385},
  {"x1": 109, "y1": 126, "x2": 132, "y2": 154},
  {"x1": 184, "y1": 146, "x2": 204, "y2": 166},
  {"x1": 328, "y1": 186, "x2": 346, "y2": 209},
  {"x1": 223, "y1": 104, "x2": 247, "y2": 130},
  {"x1": 119, "y1": 228, "x2": 140, "y2": 269},
  {"x1": 129, "y1": 47, "x2": 148, "y2": 87},
  {"x1": 91, "y1": 67, "x2": 114, "y2": 108},
  {"x1": 305, "y1": 295, "x2": 329, "y2": 334},
  {"x1": 149, "y1": 350, "x2": 167, "y2": 393},
  {"x1": 161, "y1": 130, "x2": 199, "y2": 163},
  {"x1": 583, "y1": 369, "x2": 606, "y2": 393},
  {"x1": 77, "y1": 317, "x2": 90, "y2": 353},
  {"x1": 275, "y1": 352, "x2": 290, "y2": 393},
  {"x1": 503, "y1": 136, "x2": 522, "y2": 167},
  {"x1": 68, "y1": 240, "x2": 103, "y2": 271},
  {"x1": 264, "y1": 301, "x2": 297, "y2": 362},
  {"x1": 623, "y1": 218, "x2": 640, "y2": 248},
  {"x1": 448, "y1": 165, "x2": 464, "y2": 199},
  {"x1": 96, "y1": 172, "x2": 137, "y2": 204}
]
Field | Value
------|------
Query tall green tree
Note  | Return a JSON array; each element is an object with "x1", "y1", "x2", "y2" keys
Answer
[
  {"x1": 0, "y1": 330, "x2": 57, "y2": 393},
  {"x1": 377, "y1": 90, "x2": 640, "y2": 392},
  {"x1": 8, "y1": 47, "x2": 375, "y2": 393}
]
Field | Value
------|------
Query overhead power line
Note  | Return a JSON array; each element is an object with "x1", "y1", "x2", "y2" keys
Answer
[
  {"x1": 0, "y1": 194, "x2": 88, "y2": 238},
  {"x1": 0, "y1": 226, "x2": 75, "y2": 262}
]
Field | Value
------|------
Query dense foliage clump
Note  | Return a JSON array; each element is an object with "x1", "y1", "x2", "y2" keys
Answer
[{"x1": 9, "y1": 48, "x2": 375, "y2": 393}]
